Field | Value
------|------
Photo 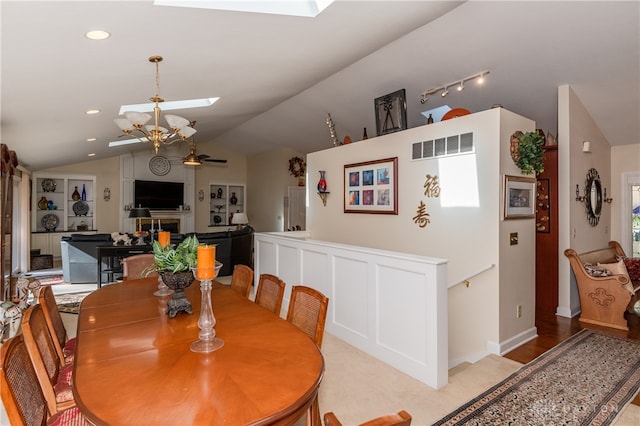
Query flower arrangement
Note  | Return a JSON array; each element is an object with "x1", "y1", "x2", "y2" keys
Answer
[
  {"x1": 288, "y1": 156, "x2": 306, "y2": 178},
  {"x1": 145, "y1": 235, "x2": 200, "y2": 274}
]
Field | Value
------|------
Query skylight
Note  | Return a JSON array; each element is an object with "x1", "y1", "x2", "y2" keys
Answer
[
  {"x1": 421, "y1": 105, "x2": 452, "y2": 123},
  {"x1": 153, "y1": 0, "x2": 335, "y2": 17},
  {"x1": 118, "y1": 97, "x2": 220, "y2": 115}
]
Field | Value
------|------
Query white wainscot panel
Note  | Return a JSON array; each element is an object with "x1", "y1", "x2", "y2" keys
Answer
[
  {"x1": 254, "y1": 232, "x2": 448, "y2": 389},
  {"x1": 376, "y1": 265, "x2": 427, "y2": 364},
  {"x1": 333, "y1": 256, "x2": 369, "y2": 338}
]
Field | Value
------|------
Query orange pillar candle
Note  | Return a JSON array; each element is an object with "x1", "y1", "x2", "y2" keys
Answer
[
  {"x1": 196, "y1": 245, "x2": 216, "y2": 280},
  {"x1": 158, "y1": 231, "x2": 171, "y2": 248}
]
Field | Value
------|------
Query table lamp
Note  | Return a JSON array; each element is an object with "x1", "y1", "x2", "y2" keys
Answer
[
  {"x1": 129, "y1": 207, "x2": 151, "y2": 233},
  {"x1": 231, "y1": 212, "x2": 248, "y2": 230}
]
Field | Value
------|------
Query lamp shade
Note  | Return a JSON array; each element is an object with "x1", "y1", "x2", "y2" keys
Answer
[
  {"x1": 231, "y1": 212, "x2": 248, "y2": 225},
  {"x1": 129, "y1": 207, "x2": 151, "y2": 218}
]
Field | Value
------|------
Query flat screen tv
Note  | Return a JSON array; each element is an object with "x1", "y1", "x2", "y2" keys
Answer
[{"x1": 134, "y1": 180, "x2": 184, "y2": 210}]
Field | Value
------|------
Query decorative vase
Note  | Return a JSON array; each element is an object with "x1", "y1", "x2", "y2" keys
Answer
[
  {"x1": 317, "y1": 171, "x2": 327, "y2": 193},
  {"x1": 72, "y1": 186, "x2": 81, "y2": 201},
  {"x1": 160, "y1": 271, "x2": 196, "y2": 318},
  {"x1": 38, "y1": 196, "x2": 48, "y2": 210},
  {"x1": 217, "y1": 188, "x2": 223, "y2": 198},
  {"x1": 81, "y1": 184, "x2": 87, "y2": 201},
  {"x1": 230, "y1": 192, "x2": 237, "y2": 205}
]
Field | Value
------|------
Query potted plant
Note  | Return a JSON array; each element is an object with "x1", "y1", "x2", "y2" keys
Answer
[
  {"x1": 513, "y1": 131, "x2": 545, "y2": 175},
  {"x1": 145, "y1": 235, "x2": 200, "y2": 317}
]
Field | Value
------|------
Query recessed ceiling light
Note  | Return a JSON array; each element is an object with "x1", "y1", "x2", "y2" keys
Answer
[
  {"x1": 86, "y1": 138, "x2": 97, "y2": 142},
  {"x1": 88, "y1": 153, "x2": 96, "y2": 157},
  {"x1": 85, "y1": 30, "x2": 110, "y2": 40},
  {"x1": 86, "y1": 109, "x2": 100, "y2": 115}
]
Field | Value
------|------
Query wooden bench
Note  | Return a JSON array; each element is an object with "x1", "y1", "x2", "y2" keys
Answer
[{"x1": 564, "y1": 241, "x2": 640, "y2": 331}]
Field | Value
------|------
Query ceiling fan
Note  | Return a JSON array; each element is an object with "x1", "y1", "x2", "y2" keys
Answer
[{"x1": 183, "y1": 140, "x2": 227, "y2": 166}]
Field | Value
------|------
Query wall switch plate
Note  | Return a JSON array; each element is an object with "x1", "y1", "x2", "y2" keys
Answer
[
  {"x1": 516, "y1": 305, "x2": 522, "y2": 318},
  {"x1": 510, "y1": 232, "x2": 518, "y2": 245}
]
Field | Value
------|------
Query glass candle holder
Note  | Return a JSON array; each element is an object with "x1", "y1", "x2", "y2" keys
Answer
[{"x1": 190, "y1": 262, "x2": 224, "y2": 353}]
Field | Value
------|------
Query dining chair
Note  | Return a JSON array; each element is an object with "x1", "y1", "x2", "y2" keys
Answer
[
  {"x1": 286, "y1": 285, "x2": 329, "y2": 348},
  {"x1": 255, "y1": 274, "x2": 286, "y2": 315},
  {"x1": 122, "y1": 253, "x2": 157, "y2": 280},
  {"x1": 230, "y1": 264, "x2": 253, "y2": 298},
  {"x1": 323, "y1": 410, "x2": 412, "y2": 426},
  {"x1": 0, "y1": 334, "x2": 87, "y2": 426},
  {"x1": 21, "y1": 304, "x2": 75, "y2": 415},
  {"x1": 38, "y1": 285, "x2": 76, "y2": 364}
]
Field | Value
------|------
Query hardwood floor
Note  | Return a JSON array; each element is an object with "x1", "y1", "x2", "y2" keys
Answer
[{"x1": 504, "y1": 309, "x2": 640, "y2": 405}]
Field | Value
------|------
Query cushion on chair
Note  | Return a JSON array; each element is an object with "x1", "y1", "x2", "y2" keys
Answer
[
  {"x1": 53, "y1": 363, "x2": 74, "y2": 403},
  {"x1": 583, "y1": 263, "x2": 612, "y2": 277},
  {"x1": 598, "y1": 260, "x2": 634, "y2": 295},
  {"x1": 47, "y1": 406, "x2": 88, "y2": 426},
  {"x1": 63, "y1": 338, "x2": 76, "y2": 363}
]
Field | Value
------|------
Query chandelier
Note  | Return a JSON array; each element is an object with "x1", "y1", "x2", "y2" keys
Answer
[{"x1": 114, "y1": 56, "x2": 196, "y2": 153}]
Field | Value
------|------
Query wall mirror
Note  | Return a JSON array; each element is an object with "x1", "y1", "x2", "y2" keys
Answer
[{"x1": 584, "y1": 168, "x2": 602, "y2": 227}]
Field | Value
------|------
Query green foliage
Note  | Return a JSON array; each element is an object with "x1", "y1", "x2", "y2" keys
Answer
[
  {"x1": 516, "y1": 131, "x2": 545, "y2": 175},
  {"x1": 148, "y1": 235, "x2": 200, "y2": 274}
]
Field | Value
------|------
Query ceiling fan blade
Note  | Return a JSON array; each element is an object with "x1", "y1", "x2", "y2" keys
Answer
[
  {"x1": 196, "y1": 154, "x2": 211, "y2": 160},
  {"x1": 203, "y1": 158, "x2": 228, "y2": 164}
]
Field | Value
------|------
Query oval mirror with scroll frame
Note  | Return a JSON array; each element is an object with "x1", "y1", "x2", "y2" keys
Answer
[{"x1": 584, "y1": 168, "x2": 602, "y2": 227}]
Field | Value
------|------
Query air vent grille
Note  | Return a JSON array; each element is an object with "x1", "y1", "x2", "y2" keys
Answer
[{"x1": 412, "y1": 132, "x2": 474, "y2": 160}]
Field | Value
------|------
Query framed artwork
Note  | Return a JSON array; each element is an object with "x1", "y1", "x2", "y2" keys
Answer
[
  {"x1": 344, "y1": 157, "x2": 398, "y2": 214},
  {"x1": 504, "y1": 175, "x2": 536, "y2": 219},
  {"x1": 374, "y1": 89, "x2": 407, "y2": 136}
]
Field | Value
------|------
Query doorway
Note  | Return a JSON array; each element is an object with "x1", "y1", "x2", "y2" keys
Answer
[{"x1": 287, "y1": 187, "x2": 306, "y2": 231}]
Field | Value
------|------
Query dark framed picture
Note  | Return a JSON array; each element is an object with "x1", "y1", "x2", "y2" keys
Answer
[
  {"x1": 344, "y1": 157, "x2": 398, "y2": 214},
  {"x1": 374, "y1": 89, "x2": 407, "y2": 136},
  {"x1": 504, "y1": 175, "x2": 536, "y2": 219}
]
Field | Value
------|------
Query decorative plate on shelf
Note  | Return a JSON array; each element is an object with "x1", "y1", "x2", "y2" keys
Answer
[
  {"x1": 149, "y1": 155, "x2": 171, "y2": 176},
  {"x1": 213, "y1": 215, "x2": 222, "y2": 225},
  {"x1": 41, "y1": 178, "x2": 57, "y2": 192},
  {"x1": 72, "y1": 200, "x2": 89, "y2": 216},
  {"x1": 41, "y1": 213, "x2": 60, "y2": 231}
]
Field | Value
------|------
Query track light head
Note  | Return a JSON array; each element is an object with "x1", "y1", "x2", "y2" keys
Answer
[
  {"x1": 441, "y1": 88, "x2": 448, "y2": 97},
  {"x1": 457, "y1": 81, "x2": 464, "y2": 92}
]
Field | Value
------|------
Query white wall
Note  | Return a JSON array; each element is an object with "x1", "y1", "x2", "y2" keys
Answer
[
  {"x1": 558, "y1": 85, "x2": 613, "y2": 317},
  {"x1": 247, "y1": 147, "x2": 306, "y2": 232},
  {"x1": 307, "y1": 107, "x2": 536, "y2": 361}
]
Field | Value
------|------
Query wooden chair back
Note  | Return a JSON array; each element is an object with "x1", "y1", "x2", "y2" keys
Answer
[
  {"x1": 21, "y1": 304, "x2": 67, "y2": 414},
  {"x1": 324, "y1": 410, "x2": 412, "y2": 426},
  {"x1": 0, "y1": 334, "x2": 50, "y2": 426},
  {"x1": 38, "y1": 285, "x2": 69, "y2": 362},
  {"x1": 230, "y1": 264, "x2": 253, "y2": 298},
  {"x1": 122, "y1": 253, "x2": 156, "y2": 280},
  {"x1": 286, "y1": 285, "x2": 329, "y2": 348},
  {"x1": 255, "y1": 274, "x2": 286, "y2": 315}
]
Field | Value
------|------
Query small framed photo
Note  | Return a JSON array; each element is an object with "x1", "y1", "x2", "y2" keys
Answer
[
  {"x1": 344, "y1": 157, "x2": 398, "y2": 214},
  {"x1": 504, "y1": 175, "x2": 536, "y2": 219},
  {"x1": 374, "y1": 89, "x2": 407, "y2": 136}
]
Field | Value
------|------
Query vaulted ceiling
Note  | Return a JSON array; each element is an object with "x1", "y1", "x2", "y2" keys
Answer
[{"x1": 1, "y1": 1, "x2": 638, "y2": 171}]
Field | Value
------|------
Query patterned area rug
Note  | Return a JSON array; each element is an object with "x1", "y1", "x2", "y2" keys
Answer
[
  {"x1": 54, "y1": 293, "x2": 89, "y2": 315},
  {"x1": 434, "y1": 329, "x2": 640, "y2": 426}
]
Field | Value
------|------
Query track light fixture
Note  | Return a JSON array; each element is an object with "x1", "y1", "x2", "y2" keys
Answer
[{"x1": 419, "y1": 70, "x2": 490, "y2": 103}]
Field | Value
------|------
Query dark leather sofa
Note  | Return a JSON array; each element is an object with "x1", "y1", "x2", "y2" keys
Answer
[
  {"x1": 60, "y1": 233, "x2": 113, "y2": 283},
  {"x1": 60, "y1": 227, "x2": 254, "y2": 283}
]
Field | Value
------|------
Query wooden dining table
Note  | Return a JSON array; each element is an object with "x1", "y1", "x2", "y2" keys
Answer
[{"x1": 72, "y1": 277, "x2": 324, "y2": 425}]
